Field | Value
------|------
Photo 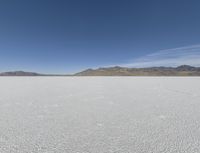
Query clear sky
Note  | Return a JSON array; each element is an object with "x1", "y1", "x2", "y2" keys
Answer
[{"x1": 0, "y1": 0, "x2": 200, "y2": 73}]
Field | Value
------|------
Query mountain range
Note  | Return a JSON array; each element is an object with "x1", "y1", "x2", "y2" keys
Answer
[
  {"x1": 75, "y1": 65, "x2": 200, "y2": 76},
  {"x1": 0, "y1": 65, "x2": 200, "y2": 76},
  {"x1": 0, "y1": 71, "x2": 43, "y2": 76}
]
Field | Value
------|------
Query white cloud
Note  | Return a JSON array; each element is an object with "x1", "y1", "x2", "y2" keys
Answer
[{"x1": 121, "y1": 44, "x2": 200, "y2": 67}]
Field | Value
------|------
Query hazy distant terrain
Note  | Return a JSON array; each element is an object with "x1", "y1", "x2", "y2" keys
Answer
[
  {"x1": 0, "y1": 77, "x2": 200, "y2": 153},
  {"x1": 0, "y1": 71, "x2": 69, "y2": 76},
  {"x1": 0, "y1": 71, "x2": 43, "y2": 76}
]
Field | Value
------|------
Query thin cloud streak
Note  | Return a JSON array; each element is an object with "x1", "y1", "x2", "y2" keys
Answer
[{"x1": 121, "y1": 44, "x2": 200, "y2": 68}]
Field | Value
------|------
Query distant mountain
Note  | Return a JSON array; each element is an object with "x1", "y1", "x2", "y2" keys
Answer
[
  {"x1": 0, "y1": 71, "x2": 44, "y2": 76},
  {"x1": 176, "y1": 65, "x2": 198, "y2": 71},
  {"x1": 75, "y1": 65, "x2": 200, "y2": 76},
  {"x1": 1, "y1": 65, "x2": 200, "y2": 76}
]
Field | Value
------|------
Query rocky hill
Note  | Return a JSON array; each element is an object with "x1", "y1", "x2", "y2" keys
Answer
[{"x1": 75, "y1": 65, "x2": 200, "y2": 76}]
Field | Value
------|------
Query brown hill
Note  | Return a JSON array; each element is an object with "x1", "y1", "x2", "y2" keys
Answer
[{"x1": 75, "y1": 65, "x2": 200, "y2": 76}]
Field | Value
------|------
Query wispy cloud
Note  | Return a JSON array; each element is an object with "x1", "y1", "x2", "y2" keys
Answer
[{"x1": 121, "y1": 44, "x2": 200, "y2": 67}]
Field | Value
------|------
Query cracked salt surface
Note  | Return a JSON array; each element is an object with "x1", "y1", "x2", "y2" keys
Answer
[{"x1": 0, "y1": 77, "x2": 200, "y2": 153}]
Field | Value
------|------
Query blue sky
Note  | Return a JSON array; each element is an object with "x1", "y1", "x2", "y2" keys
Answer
[
  {"x1": 0, "y1": 0, "x2": 200, "y2": 73},
  {"x1": 121, "y1": 45, "x2": 200, "y2": 68}
]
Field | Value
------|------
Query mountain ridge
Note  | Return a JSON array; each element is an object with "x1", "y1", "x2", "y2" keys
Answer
[
  {"x1": 0, "y1": 71, "x2": 43, "y2": 76},
  {"x1": 0, "y1": 71, "x2": 68, "y2": 76},
  {"x1": 1, "y1": 65, "x2": 200, "y2": 76},
  {"x1": 75, "y1": 65, "x2": 200, "y2": 76}
]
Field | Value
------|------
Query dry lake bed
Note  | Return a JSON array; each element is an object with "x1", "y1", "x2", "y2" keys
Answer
[{"x1": 0, "y1": 77, "x2": 200, "y2": 153}]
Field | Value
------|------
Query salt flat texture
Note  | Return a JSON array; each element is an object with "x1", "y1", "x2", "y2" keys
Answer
[{"x1": 0, "y1": 77, "x2": 200, "y2": 153}]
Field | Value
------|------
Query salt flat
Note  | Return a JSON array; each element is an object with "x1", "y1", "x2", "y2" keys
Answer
[{"x1": 0, "y1": 77, "x2": 200, "y2": 153}]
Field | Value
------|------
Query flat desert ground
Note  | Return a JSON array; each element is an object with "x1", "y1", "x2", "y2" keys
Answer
[{"x1": 0, "y1": 77, "x2": 200, "y2": 153}]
